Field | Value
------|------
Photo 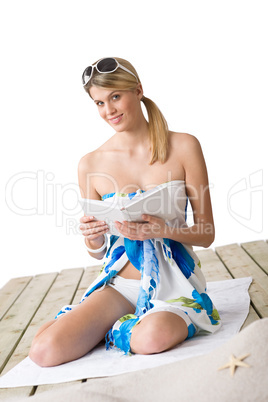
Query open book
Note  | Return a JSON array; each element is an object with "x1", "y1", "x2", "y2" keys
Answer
[{"x1": 79, "y1": 183, "x2": 178, "y2": 236}]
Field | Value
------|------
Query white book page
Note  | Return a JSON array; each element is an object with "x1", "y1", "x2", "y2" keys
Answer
[
  {"x1": 123, "y1": 185, "x2": 178, "y2": 221},
  {"x1": 79, "y1": 184, "x2": 178, "y2": 236},
  {"x1": 79, "y1": 199, "x2": 127, "y2": 236}
]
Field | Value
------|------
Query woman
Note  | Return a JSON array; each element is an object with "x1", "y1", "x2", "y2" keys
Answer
[{"x1": 29, "y1": 57, "x2": 221, "y2": 367}]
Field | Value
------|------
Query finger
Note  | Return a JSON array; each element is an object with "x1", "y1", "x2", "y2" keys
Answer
[
  {"x1": 80, "y1": 220, "x2": 109, "y2": 234},
  {"x1": 115, "y1": 221, "x2": 134, "y2": 236},
  {"x1": 79, "y1": 220, "x2": 107, "y2": 231},
  {"x1": 142, "y1": 214, "x2": 163, "y2": 225},
  {"x1": 85, "y1": 229, "x2": 109, "y2": 242},
  {"x1": 115, "y1": 221, "x2": 124, "y2": 233},
  {"x1": 83, "y1": 224, "x2": 109, "y2": 237},
  {"x1": 123, "y1": 220, "x2": 138, "y2": 230},
  {"x1": 142, "y1": 214, "x2": 156, "y2": 222},
  {"x1": 115, "y1": 222, "x2": 136, "y2": 239},
  {"x1": 80, "y1": 215, "x2": 96, "y2": 223}
]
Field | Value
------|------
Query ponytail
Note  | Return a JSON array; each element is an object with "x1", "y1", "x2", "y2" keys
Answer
[{"x1": 141, "y1": 96, "x2": 169, "y2": 165}]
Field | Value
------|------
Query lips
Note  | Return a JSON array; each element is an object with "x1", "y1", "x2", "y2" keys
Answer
[{"x1": 109, "y1": 114, "x2": 123, "y2": 124}]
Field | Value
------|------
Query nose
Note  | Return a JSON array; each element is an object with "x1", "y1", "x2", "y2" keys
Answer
[{"x1": 105, "y1": 102, "x2": 116, "y2": 116}]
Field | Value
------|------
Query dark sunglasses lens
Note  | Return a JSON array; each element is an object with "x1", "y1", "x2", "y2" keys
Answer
[
  {"x1": 82, "y1": 66, "x2": 93, "y2": 85},
  {"x1": 97, "y1": 58, "x2": 117, "y2": 73}
]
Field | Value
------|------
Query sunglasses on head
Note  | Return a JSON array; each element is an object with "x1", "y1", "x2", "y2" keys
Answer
[{"x1": 82, "y1": 57, "x2": 139, "y2": 86}]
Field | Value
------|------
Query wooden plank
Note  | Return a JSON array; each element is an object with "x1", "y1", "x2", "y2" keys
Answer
[
  {"x1": 72, "y1": 265, "x2": 101, "y2": 303},
  {"x1": 0, "y1": 273, "x2": 57, "y2": 374},
  {"x1": 35, "y1": 266, "x2": 101, "y2": 395},
  {"x1": 196, "y1": 248, "x2": 259, "y2": 328},
  {"x1": 0, "y1": 273, "x2": 57, "y2": 400},
  {"x1": 195, "y1": 249, "x2": 233, "y2": 281},
  {"x1": 216, "y1": 243, "x2": 268, "y2": 318},
  {"x1": 0, "y1": 268, "x2": 84, "y2": 400},
  {"x1": 2, "y1": 268, "x2": 85, "y2": 372},
  {"x1": 241, "y1": 240, "x2": 268, "y2": 275},
  {"x1": 240, "y1": 305, "x2": 260, "y2": 329},
  {"x1": 0, "y1": 276, "x2": 32, "y2": 321}
]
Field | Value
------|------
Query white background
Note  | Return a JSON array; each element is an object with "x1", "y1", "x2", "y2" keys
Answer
[{"x1": 1, "y1": 0, "x2": 267, "y2": 289}]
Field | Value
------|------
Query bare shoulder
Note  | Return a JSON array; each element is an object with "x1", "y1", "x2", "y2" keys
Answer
[
  {"x1": 170, "y1": 131, "x2": 201, "y2": 150},
  {"x1": 170, "y1": 131, "x2": 203, "y2": 160},
  {"x1": 78, "y1": 150, "x2": 96, "y2": 172},
  {"x1": 78, "y1": 143, "x2": 108, "y2": 173},
  {"x1": 78, "y1": 150, "x2": 104, "y2": 199},
  {"x1": 78, "y1": 135, "x2": 118, "y2": 172},
  {"x1": 169, "y1": 131, "x2": 206, "y2": 175}
]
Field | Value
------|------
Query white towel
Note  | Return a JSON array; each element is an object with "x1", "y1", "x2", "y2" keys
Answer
[{"x1": 0, "y1": 277, "x2": 252, "y2": 388}]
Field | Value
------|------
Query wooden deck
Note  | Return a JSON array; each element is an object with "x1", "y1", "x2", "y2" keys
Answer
[{"x1": 0, "y1": 240, "x2": 267, "y2": 399}]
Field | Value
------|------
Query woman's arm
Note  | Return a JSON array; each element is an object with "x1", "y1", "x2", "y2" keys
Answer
[
  {"x1": 165, "y1": 134, "x2": 215, "y2": 247},
  {"x1": 78, "y1": 154, "x2": 109, "y2": 260}
]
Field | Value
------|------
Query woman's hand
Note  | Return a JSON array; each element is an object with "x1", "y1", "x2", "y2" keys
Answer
[
  {"x1": 79, "y1": 215, "x2": 109, "y2": 245},
  {"x1": 115, "y1": 214, "x2": 167, "y2": 241}
]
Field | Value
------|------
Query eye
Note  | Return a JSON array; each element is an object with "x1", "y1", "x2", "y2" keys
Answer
[
  {"x1": 112, "y1": 94, "x2": 120, "y2": 100},
  {"x1": 96, "y1": 101, "x2": 104, "y2": 106}
]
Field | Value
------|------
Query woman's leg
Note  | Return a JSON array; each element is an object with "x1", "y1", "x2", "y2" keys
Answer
[
  {"x1": 130, "y1": 311, "x2": 188, "y2": 355},
  {"x1": 29, "y1": 286, "x2": 135, "y2": 367}
]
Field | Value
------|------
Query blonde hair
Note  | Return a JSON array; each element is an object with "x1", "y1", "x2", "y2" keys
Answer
[{"x1": 84, "y1": 57, "x2": 169, "y2": 164}]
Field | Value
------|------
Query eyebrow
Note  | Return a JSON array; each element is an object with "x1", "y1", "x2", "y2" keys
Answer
[{"x1": 93, "y1": 90, "x2": 121, "y2": 103}]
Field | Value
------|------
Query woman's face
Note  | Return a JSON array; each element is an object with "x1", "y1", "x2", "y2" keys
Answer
[{"x1": 89, "y1": 84, "x2": 143, "y2": 132}]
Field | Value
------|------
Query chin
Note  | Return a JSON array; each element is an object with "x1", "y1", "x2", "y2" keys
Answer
[{"x1": 109, "y1": 122, "x2": 128, "y2": 132}]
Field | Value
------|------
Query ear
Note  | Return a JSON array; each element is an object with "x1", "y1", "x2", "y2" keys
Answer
[{"x1": 135, "y1": 83, "x2": 144, "y2": 100}]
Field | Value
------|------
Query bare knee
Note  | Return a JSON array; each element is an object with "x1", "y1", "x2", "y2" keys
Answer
[
  {"x1": 130, "y1": 314, "x2": 188, "y2": 355},
  {"x1": 130, "y1": 324, "x2": 171, "y2": 355},
  {"x1": 29, "y1": 334, "x2": 62, "y2": 367}
]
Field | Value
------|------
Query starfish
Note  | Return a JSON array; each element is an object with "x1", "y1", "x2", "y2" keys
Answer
[{"x1": 218, "y1": 353, "x2": 250, "y2": 376}]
